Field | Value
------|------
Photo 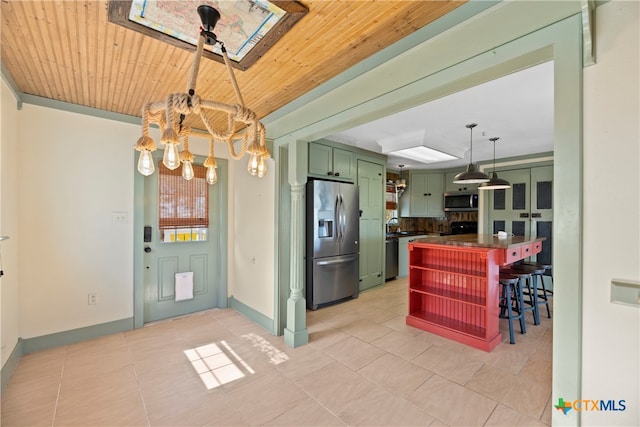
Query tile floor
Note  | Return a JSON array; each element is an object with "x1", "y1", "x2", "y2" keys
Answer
[{"x1": 1, "y1": 277, "x2": 553, "y2": 426}]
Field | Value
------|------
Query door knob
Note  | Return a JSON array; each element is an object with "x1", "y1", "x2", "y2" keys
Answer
[{"x1": 144, "y1": 246, "x2": 152, "y2": 253}]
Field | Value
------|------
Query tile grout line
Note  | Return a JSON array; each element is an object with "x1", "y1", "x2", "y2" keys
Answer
[
  {"x1": 324, "y1": 331, "x2": 436, "y2": 425},
  {"x1": 126, "y1": 332, "x2": 152, "y2": 427},
  {"x1": 50, "y1": 345, "x2": 68, "y2": 427}
]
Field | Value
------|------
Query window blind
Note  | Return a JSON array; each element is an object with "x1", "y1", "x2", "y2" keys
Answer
[{"x1": 158, "y1": 163, "x2": 209, "y2": 229}]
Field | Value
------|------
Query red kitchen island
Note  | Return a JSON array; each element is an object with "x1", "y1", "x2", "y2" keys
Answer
[{"x1": 407, "y1": 234, "x2": 544, "y2": 352}]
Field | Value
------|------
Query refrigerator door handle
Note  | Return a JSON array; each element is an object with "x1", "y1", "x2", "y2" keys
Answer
[
  {"x1": 334, "y1": 195, "x2": 341, "y2": 242},
  {"x1": 339, "y1": 194, "x2": 346, "y2": 243},
  {"x1": 316, "y1": 256, "x2": 357, "y2": 266},
  {"x1": 337, "y1": 194, "x2": 342, "y2": 242}
]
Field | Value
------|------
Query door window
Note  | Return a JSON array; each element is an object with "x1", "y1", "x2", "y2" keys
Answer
[{"x1": 158, "y1": 163, "x2": 209, "y2": 242}]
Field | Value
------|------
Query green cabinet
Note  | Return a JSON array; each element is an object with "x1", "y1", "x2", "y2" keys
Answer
[
  {"x1": 308, "y1": 142, "x2": 355, "y2": 181},
  {"x1": 398, "y1": 235, "x2": 428, "y2": 278},
  {"x1": 444, "y1": 171, "x2": 479, "y2": 193},
  {"x1": 358, "y1": 160, "x2": 384, "y2": 291},
  {"x1": 400, "y1": 171, "x2": 444, "y2": 217}
]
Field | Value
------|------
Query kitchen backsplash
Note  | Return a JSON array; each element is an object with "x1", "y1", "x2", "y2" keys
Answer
[
  {"x1": 396, "y1": 211, "x2": 478, "y2": 234},
  {"x1": 386, "y1": 170, "x2": 477, "y2": 234}
]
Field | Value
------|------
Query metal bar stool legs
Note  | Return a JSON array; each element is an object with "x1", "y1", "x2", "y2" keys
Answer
[
  {"x1": 499, "y1": 273, "x2": 526, "y2": 344},
  {"x1": 502, "y1": 268, "x2": 540, "y2": 326},
  {"x1": 520, "y1": 262, "x2": 553, "y2": 317},
  {"x1": 512, "y1": 264, "x2": 550, "y2": 320}
]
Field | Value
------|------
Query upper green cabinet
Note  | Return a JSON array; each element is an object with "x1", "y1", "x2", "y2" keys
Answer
[
  {"x1": 444, "y1": 171, "x2": 479, "y2": 193},
  {"x1": 308, "y1": 142, "x2": 356, "y2": 181},
  {"x1": 400, "y1": 171, "x2": 444, "y2": 217}
]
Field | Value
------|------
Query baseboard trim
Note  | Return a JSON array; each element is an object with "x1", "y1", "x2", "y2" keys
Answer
[
  {"x1": 21, "y1": 317, "x2": 134, "y2": 355},
  {"x1": 228, "y1": 297, "x2": 275, "y2": 335},
  {"x1": 1, "y1": 339, "x2": 23, "y2": 391}
]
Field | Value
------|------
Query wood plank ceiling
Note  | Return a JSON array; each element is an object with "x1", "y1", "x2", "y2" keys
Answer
[{"x1": 1, "y1": 1, "x2": 466, "y2": 134}]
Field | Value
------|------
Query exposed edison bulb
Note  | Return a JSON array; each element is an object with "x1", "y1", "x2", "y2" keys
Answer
[
  {"x1": 137, "y1": 150, "x2": 155, "y2": 176},
  {"x1": 182, "y1": 161, "x2": 194, "y2": 180},
  {"x1": 257, "y1": 156, "x2": 267, "y2": 178},
  {"x1": 206, "y1": 166, "x2": 218, "y2": 185},
  {"x1": 163, "y1": 144, "x2": 181, "y2": 170},
  {"x1": 247, "y1": 152, "x2": 259, "y2": 176}
]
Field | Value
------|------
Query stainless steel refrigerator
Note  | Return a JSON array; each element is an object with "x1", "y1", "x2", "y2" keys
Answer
[{"x1": 306, "y1": 180, "x2": 360, "y2": 310}]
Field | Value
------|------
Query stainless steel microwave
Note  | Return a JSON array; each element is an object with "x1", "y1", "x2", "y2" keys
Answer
[{"x1": 444, "y1": 192, "x2": 478, "y2": 211}]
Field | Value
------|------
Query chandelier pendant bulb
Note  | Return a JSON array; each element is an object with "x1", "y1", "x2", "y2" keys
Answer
[
  {"x1": 180, "y1": 135, "x2": 195, "y2": 180},
  {"x1": 204, "y1": 138, "x2": 218, "y2": 185},
  {"x1": 134, "y1": 134, "x2": 157, "y2": 175},
  {"x1": 134, "y1": 5, "x2": 270, "y2": 184},
  {"x1": 452, "y1": 123, "x2": 490, "y2": 184}
]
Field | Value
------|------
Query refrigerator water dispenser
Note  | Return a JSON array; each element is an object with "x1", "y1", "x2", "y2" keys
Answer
[{"x1": 317, "y1": 211, "x2": 334, "y2": 238}]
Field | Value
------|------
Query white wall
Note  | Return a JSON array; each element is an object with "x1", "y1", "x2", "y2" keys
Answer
[
  {"x1": 231, "y1": 156, "x2": 276, "y2": 318},
  {"x1": 582, "y1": 1, "x2": 640, "y2": 425},
  {"x1": 190, "y1": 135, "x2": 277, "y2": 319},
  {"x1": 17, "y1": 105, "x2": 137, "y2": 338},
  {"x1": 1, "y1": 81, "x2": 21, "y2": 366}
]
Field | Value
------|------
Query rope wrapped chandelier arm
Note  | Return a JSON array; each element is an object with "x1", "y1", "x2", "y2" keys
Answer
[{"x1": 134, "y1": 4, "x2": 270, "y2": 182}]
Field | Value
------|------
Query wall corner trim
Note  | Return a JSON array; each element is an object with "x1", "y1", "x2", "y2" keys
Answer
[
  {"x1": 1, "y1": 339, "x2": 23, "y2": 392},
  {"x1": 1, "y1": 60, "x2": 23, "y2": 109},
  {"x1": 582, "y1": 0, "x2": 597, "y2": 66},
  {"x1": 228, "y1": 296, "x2": 276, "y2": 335}
]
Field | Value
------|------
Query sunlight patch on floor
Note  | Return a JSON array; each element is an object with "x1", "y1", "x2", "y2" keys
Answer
[
  {"x1": 241, "y1": 333, "x2": 289, "y2": 365},
  {"x1": 184, "y1": 341, "x2": 253, "y2": 389}
]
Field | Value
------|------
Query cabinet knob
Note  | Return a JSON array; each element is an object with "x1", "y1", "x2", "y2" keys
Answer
[
  {"x1": 335, "y1": 172, "x2": 340, "y2": 177},
  {"x1": 327, "y1": 171, "x2": 334, "y2": 175},
  {"x1": 424, "y1": 193, "x2": 432, "y2": 196}
]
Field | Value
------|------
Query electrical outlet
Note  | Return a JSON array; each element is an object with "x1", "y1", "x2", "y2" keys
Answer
[{"x1": 88, "y1": 293, "x2": 98, "y2": 305}]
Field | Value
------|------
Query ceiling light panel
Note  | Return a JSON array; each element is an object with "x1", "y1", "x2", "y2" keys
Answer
[{"x1": 389, "y1": 146, "x2": 458, "y2": 164}]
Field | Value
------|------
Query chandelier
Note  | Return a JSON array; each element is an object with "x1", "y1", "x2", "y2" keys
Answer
[{"x1": 134, "y1": 5, "x2": 270, "y2": 184}]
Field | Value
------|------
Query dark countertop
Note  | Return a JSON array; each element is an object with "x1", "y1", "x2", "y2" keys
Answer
[
  {"x1": 411, "y1": 234, "x2": 545, "y2": 249},
  {"x1": 386, "y1": 231, "x2": 444, "y2": 240}
]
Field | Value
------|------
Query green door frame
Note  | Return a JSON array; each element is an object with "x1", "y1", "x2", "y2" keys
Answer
[{"x1": 267, "y1": 3, "x2": 584, "y2": 426}]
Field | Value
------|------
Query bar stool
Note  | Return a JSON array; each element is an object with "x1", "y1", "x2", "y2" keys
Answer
[
  {"x1": 520, "y1": 261, "x2": 554, "y2": 296},
  {"x1": 511, "y1": 263, "x2": 551, "y2": 319},
  {"x1": 501, "y1": 267, "x2": 540, "y2": 326},
  {"x1": 498, "y1": 272, "x2": 526, "y2": 344}
]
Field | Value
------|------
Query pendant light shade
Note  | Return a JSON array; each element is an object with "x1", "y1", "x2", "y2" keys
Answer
[
  {"x1": 479, "y1": 137, "x2": 511, "y2": 190},
  {"x1": 453, "y1": 123, "x2": 490, "y2": 184},
  {"x1": 395, "y1": 164, "x2": 407, "y2": 197}
]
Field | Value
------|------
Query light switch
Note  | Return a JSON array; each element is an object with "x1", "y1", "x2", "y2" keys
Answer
[
  {"x1": 611, "y1": 279, "x2": 640, "y2": 307},
  {"x1": 112, "y1": 211, "x2": 128, "y2": 224}
]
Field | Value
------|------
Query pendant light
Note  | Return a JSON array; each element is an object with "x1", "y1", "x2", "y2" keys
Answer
[
  {"x1": 479, "y1": 137, "x2": 511, "y2": 190},
  {"x1": 395, "y1": 164, "x2": 407, "y2": 197},
  {"x1": 453, "y1": 123, "x2": 490, "y2": 184}
]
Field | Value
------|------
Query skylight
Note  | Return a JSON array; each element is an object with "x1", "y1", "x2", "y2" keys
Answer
[{"x1": 108, "y1": 0, "x2": 308, "y2": 70}]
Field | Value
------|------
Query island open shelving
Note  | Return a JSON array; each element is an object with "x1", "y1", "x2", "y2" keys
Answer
[{"x1": 407, "y1": 235, "x2": 543, "y2": 352}]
